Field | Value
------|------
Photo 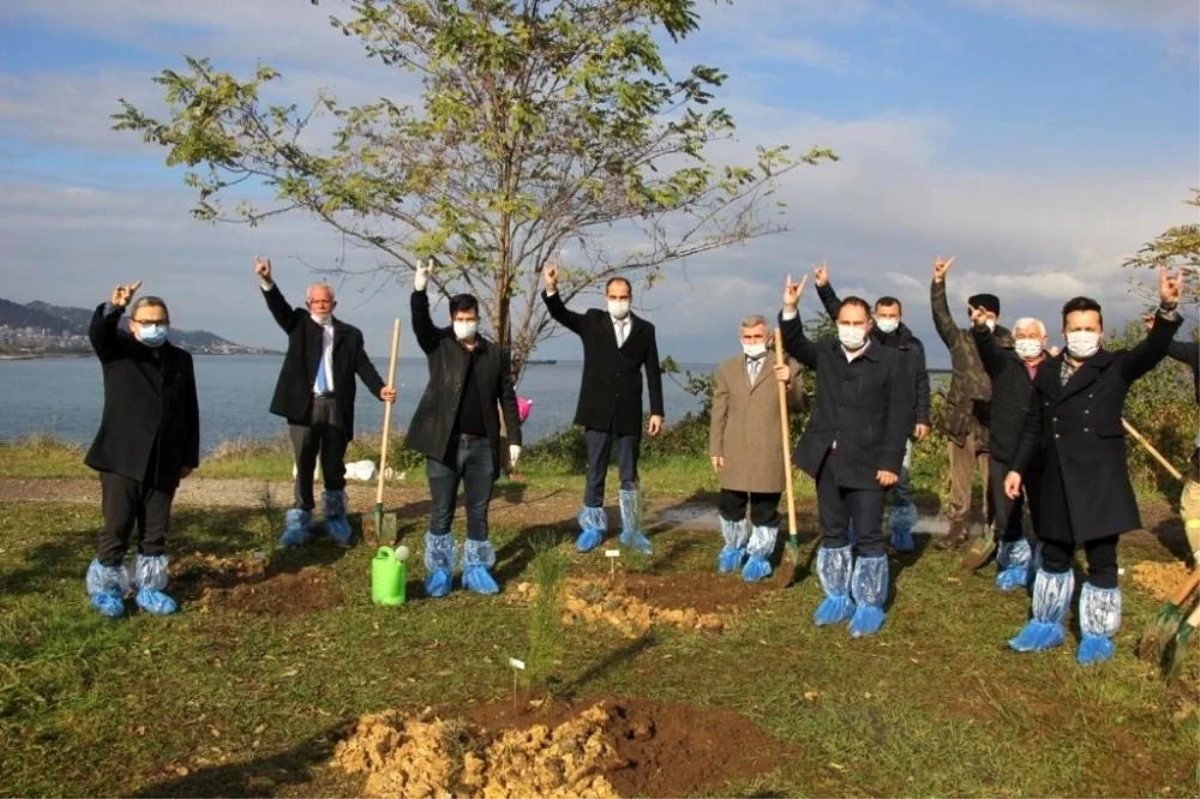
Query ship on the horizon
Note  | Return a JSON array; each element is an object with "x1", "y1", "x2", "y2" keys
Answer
[{"x1": 525, "y1": 358, "x2": 558, "y2": 365}]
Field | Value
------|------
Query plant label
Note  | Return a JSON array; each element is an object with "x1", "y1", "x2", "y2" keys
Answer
[
  {"x1": 605, "y1": 549, "x2": 620, "y2": 558},
  {"x1": 508, "y1": 657, "x2": 526, "y2": 670}
]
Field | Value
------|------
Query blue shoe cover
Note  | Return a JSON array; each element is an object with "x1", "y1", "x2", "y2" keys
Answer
[
  {"x1": 1077, "y1": 583, "x2": 1120, "y2": 665},
  {"x1": 279, "y1": 508, "x2": 313, "y2": 547},
  {"x1": 717, "y1": 516, "x2": 749, "y2": 573},
  {"x1": 323, "y1": 490, "x2": 352, "y2": 546},
  {"x1": 741, "y1": 525, "x2": 777, "y2": 582},
  {"x1": 888, "y1": 503, "x2": 917, "y2": 552},
  {"x1": 1008, "y1": 568, "x2": 1073, "y2": 652},
  {"x1": 423, "y1": 531, "x2": 457, "y2": 598},
  {"x1": 86, "y1": 558, "x2": 128, "y2": 619},
  {"x1": 576, "y1": 506, "x2": 607, "y2": 552},
  {"x1": 996, "y1": 539, "x2": 1032, "y2": 592},
  {"x1": 814, "y1": 544, "x2": 855, "y2": 626},
  {"x1": 890, "y1": 528, "x2": 915, "y2": 552},
  {"x1": 462, "y1": 539, "x2": 500, "y2": 595},
  {"x1": 618, "y1": 489, "x2": 652, "y2": 554},
  {"x1": 849, "y1": 555, "x2": 889, "y2": 637},
  {"x1": 133, "y1": 555, "x2": 178, "y2": 615},
  {"x1": 619, "y1": 529, "x2": 653, "y2": 554}
]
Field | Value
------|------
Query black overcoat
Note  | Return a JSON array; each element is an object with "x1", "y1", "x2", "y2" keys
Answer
[
  {"x1": 261, "y1": 284, "x2": 385, "y2": 440},
  {"x1": 779, "y1": 311, "x2": 914, "y2": 489},
  {"x1": 1011, "y1": 307, "x2": 1182, "y2": 543},
  {"x1": 84, "y1": 303, "x2": 200, "y2": 490},
  {"x1": 404, "y1": 290, "x2": 522, "y2": 477},
  {"x1": 542, "y1": 291, "x2": 665, "y2": 436}
]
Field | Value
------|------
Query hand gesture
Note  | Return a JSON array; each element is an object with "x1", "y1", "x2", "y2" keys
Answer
[
  {"x1": 813, "y1": 261, "x2": 829, "y2": 287},
  {"x1": 876, "y1": 469, "x2": 898, "y2": 488},
  {"x1": 968, "y1": 304, "x2": 989, "y2": 328},
  {"x1": 380, "y1": 386, "x2": 397, "y2": 403},
  {"x1": 710, "y1": 455, "x2": 724, "y2": 472},
  {"x1": 254, "y1": 255, "x2": 272, "y2": 284},
  {"x1": 414, "y1": 258, "x2": 433, "y2": 292},
  {"x1": 1004, "y1": 471, "x2": 1022, "y2": 500},
  {"x1": 782, "y1": 273, "x2": 808, "y2": 310},
  {"x1": 647, "y1": 414, "x2": 663, "y2": 436},
  {"x1": 111, "y1": 280, "x2": 143, "y2": 309},
  {"x1": 1159, "y1": 266, "x2": 1184, "y2": 307},
  {"x1": 544, "y1": 261, "x2": 559, "y2": 292},
  {"x1": 932, "y1": 254, "x2": 955, "y2": 283}
]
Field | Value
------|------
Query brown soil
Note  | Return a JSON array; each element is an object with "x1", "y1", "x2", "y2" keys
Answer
[
  {"x1": 1129, "y1": 560, "x2": 1195, "y2": 601},
  {"x1": 172, "y1": 552, "x2": 342, "y2": 617},
  {"x1": 334, "y1": 697, "x2": 791, "y2": 799}
]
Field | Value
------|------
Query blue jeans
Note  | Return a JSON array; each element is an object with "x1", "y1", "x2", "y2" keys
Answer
[
  {"x1": 584, "y1": 428, "x2": 640, "y2": 507},
  {"x1": 427, "y1": 437, "x2": 494, "y2": 540}
]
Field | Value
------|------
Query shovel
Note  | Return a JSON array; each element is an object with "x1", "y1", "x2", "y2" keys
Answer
[
  {"x1": 1163, "y1": 598, "x2": 1200, "y2": 680},
  {"x1": 373, "y1": 318, "x2": 401, "y2": 540},
  {"x1": 1137, "y1": 568, "x2": 1200, "y2": 663},
  {"x1": 774, "y1": 327, "x2": 801, "y2": 586}
]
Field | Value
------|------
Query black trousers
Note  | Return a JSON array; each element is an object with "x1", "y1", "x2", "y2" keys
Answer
[
  {"x1": 1041, "y1": 535, "x2": 1119, "y2": 589},
  {"x1": 816, "y1": 450, "x2": 887, "y2": 557},
  {"x1": 989, "y1": 456, "x2": 1045, "y2": 543},
  {"x1": 583, "y1": 427, "x2": 640, "y2": 507},
  {"x1": 288, "y1": 396, "x2": 348, "y2": 510},
  {"x1": 718, "y1": 489, "x2": 782, "y2": 527},
  {"x1": 98, "y1": 471, "x2": 175, "y2": 566}
]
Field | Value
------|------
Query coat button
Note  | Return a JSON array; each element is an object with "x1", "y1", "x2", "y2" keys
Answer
[
  {"x1": 1084, "y1": 410, "x2": 1089, "y2": 414},
  {"x1": 1055, "y1": 433, "x2": 1060, "y2": 438}
]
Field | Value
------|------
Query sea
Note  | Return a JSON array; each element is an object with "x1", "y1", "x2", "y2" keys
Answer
[{"x1": 0, "y1": 355, "x2": 718, "y2": 453}]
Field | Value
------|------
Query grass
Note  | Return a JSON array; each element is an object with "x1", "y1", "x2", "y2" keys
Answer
[{"x1": 0, "y1": 467, "x2": 1197, "y2": 798}]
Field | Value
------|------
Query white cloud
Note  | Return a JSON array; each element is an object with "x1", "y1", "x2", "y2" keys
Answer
[{"x1": 952, "y1": 0, "x2": 1199, "y2": 30}]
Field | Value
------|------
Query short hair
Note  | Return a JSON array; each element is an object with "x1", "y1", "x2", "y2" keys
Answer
[
  {"x1": 1012, "y1": 317, "x2": 1047, "y2": 338},
  {"x1": 837, "y1": 296, "x2": 872, "y2": 317},
  {"x1": 130, "y1": 296, "x2": 169, "y2": 323},
  {"x1": 1061, "y1": 296, "x2": 1103, "y2": 328},
  {"x1": 740, "y1": 314, "x2": 768, "y2": 329},
  {"x1": 874, "y1": 296, "x2": 902, "y2": 313},
  {"x1": 449, "y1": 294, "x2": 480, "y2": 317},
  {"x1": 306, "y1": 282, "x2": 336, "y2": 302},
  {"x1": 605, "y1": 277, "x2": 632, "y2": 295}
]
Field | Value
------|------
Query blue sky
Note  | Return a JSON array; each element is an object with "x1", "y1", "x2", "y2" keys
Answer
[{"x1": 0, "y1": 0, "x2": 1196, "y2": 371}]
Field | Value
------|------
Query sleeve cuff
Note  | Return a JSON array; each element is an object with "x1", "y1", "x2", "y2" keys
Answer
[
  {"x1": 103, "y1": 302, "x2": 123, "y2": 316},
  {"x1": 1158, "y1": 304, "x2": 1180, "y2": 321},
  {"x1": 544, "y1": 289, "x2": 558, "y2": 297},
  {"x1": 781, "y1": 309, "x2": 798, "y2": 321}
]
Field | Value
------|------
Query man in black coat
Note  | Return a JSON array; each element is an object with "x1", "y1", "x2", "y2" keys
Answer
[
  {"x1": 779, "y1": 274, "x2": 914, "y2": 637},
  {"x1": 254, "y1": 257, "x2": 396, "y2": 547},
  {"x1": 541, "y1": 264, "x2": 665, "y2": 554},
  {"x1": 1004, "y1": 268, "x2": 1185, "y2": 665},
  {"x1": 812, "y1": 262, "x2": 931, "y2": 551},
  {"x1": 406, "y1": 261, "x2": 523, "y2": 597},
  {"x1": 970, "y1": 313, "x2": 1052, "y2": 590},
  {"x1": 84, "y1": 281, "x2": 199, "y2": 619}
]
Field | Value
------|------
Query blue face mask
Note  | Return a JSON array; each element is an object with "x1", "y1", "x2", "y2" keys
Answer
[{"x1": 138, "y1": 324, "x2": 169, "y2": 348}]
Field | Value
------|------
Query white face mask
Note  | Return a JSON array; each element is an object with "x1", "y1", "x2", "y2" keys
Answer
[
  {"x1": 1066, "y1": 331, "x2": 1100, "y2": 359},
  {"x1": 875, "y1": 318, "x2": 899, "y2": 334},
  {"x1": 1013, "y1": 339, "x2": 1043, "y2": 360},
  {"x1": 985, "y1": 319, "x2": 996, "y2": 332},
  {"x1": 607, "y1": 300, "x2": 631, "y2": 320},
  {"x1": 838, "y1": 324, "x2": 867, "y2": 350},
  {"x1": 453, "y1": 320, "x2": 478, "y2": 341},
  {"x1": 742, "y1": 343, "x2": 767, "y2": 359}
]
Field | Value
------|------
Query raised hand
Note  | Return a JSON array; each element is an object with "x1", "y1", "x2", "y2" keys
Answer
[
  {"x1": 1159, "y1": 266, "x2": 1184, "y2": 307},
  {"x1": 782, "y1": 273, "x2": 808, "y2": 310},
  {"x1": 111, "y1": 280, "x2": 143, "y2": 309},
  {"x1": 968, "y1": 303, "x2": 989, "y2": 328},
  {"x1": 933, "y1": 254, "x2": 956, "y2": 283},
  {"x1": 543, "y1": 261, "x2": 559, "y2": 292},
  {"x1": 254, "y1": 255, "x2": 272, "y2": 284},
  {"x1": 813, "y1": 261, "x2": 829, "y2": 287},
  {"x1": 414, "y1": 258, "x2": 433, "y2": 291}
]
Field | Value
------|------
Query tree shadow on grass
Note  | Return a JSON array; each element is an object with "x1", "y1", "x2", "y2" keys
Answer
[{"x1": 130, "y1": 723, "x2": 346, "y2": 799}]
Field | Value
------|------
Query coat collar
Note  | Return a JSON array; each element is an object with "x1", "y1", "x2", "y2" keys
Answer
[{"x1": 1039, "y1": 348, "x2": 1117, "y2": 401}]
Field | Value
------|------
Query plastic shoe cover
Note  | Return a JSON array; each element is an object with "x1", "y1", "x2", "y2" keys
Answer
[
  {"x1": 1008, "y1": 568, "x2": 1073, "y2": 652},
  {"x1": 717, "y1": 517, "x2": 749, "y2": 573},
  {"x1": 576, "y1": 506, "x2": 607, "y2": 552},
  {"x1": 618, "y1": 489, "x2": 652, "y2": 553},
  {"x1": 741, "y1": 525, "x2": 777, "y2": 582},
  {"x1": 423, "y1": 532, "x2": 457, "y2": 598},
  {"x1": 1076, "y1": 583, "x2": 1120, "y2": 665},
  {"x1": 323, "y1": 490, "x2": 353, "y2": 546},
  {"x1": 996, "y1": 539, "x2": 1032, "y2": 592},
  {"x1": 86, "y1": 559, "x2": 128, "y2": 619},
  {"x1": 849, "y1": 556, "x2": 889, "y2": 637},
  {"x1": 813, "y1": 545, "x2": 855, "y2": 625},
  {"x1": 890, "y1": 528, "x2": 915, "y2": 552},
  {"x1": 133, "y1": 555, "x2": 177, "y2": 615},
  {"x1": 888, "y1": 502, "x2": 917, "y2": 552},
  {"x1": 279, "y1": 508, "x2": 313, "y2": 547},
  {"x1": 619, "y1": 529, "x2": 653, "y2": 554},
  {"x1": 462, "y1": 539, "x2": 500, "y2": 595}
]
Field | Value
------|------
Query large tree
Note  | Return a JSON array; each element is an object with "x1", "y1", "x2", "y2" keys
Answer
[
  {"x1": 1124, "y1": 189, "x2": 1200, "y2": 306},
  {"x1": 113, "y1": 0, "x2": 834, "y2": 379}
]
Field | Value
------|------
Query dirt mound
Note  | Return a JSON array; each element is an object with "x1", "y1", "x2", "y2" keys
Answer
[
  {"x1": 617, "y1": 571, "x2": 772, "y2": 614},
  {"x1": 171, "y1": 552, "x2": 341, "y2": 617},
  {"x1": 1130, "y1": 560, "x2": 1193, "y2": 601},
  {"x1": 335, "y1": 698, "x2": 790, "y2": 798}
]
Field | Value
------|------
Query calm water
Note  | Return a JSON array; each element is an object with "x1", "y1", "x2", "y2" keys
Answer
[{"x1": 0, "y1": 355, "x2": 714, "y2": 453}]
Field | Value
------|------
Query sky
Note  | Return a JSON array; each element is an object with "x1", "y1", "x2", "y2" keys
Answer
[{"x1": 0, "y1": 0, "x2": 1197, "y2": 371}]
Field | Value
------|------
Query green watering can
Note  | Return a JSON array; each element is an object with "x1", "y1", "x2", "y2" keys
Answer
[{"x1": 371, "y1": 545, "x2": 409, "y2": 606}]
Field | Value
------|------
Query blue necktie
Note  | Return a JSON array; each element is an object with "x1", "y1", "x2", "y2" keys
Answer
[{"x1": 315, "y1": 333, "x2": 329, "y2": 393}]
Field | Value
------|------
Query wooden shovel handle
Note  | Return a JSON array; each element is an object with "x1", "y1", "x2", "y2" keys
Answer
[
  {"x1": 1122, "y1": 417, "x2": 1183, "y2": 482},
  {"x1": 376, "y1": 318, "x2": 402, "y2": 505},
  {"x1": 774, "y1": 328, "x2": 798, "y2": 538},
  {"x1": 1169, "y1": 568, "x2": 1200, "y2": 606}
]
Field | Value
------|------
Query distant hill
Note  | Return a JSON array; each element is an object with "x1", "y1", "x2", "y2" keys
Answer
[{"x1": 0, "y1": 298, "x2": 279, "y2": 355}]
